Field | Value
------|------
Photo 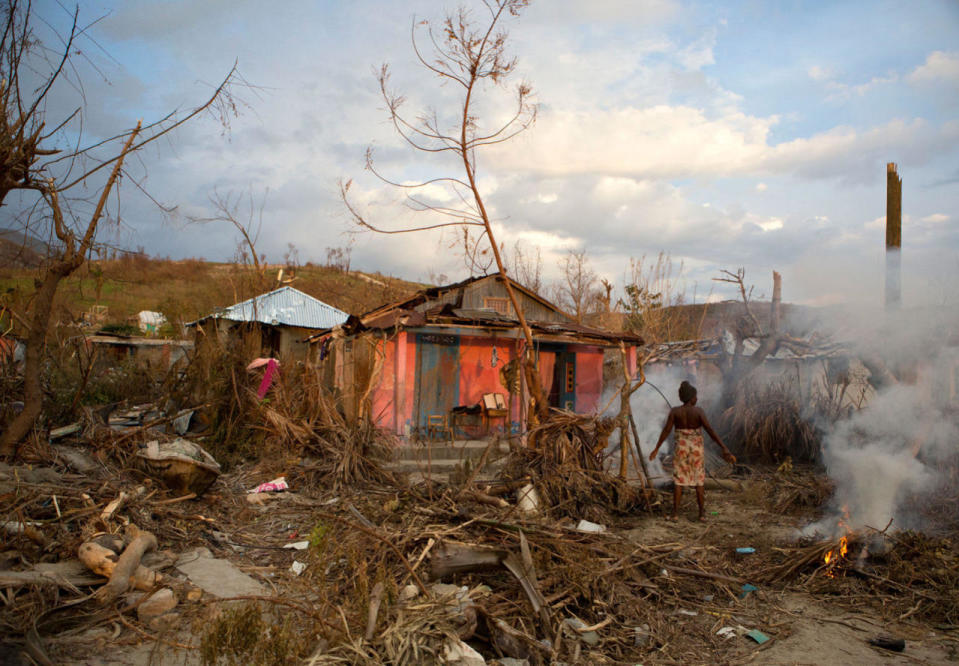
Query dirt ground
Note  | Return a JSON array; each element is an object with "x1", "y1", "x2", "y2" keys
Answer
[
  {"x1": 620, "y1": 488, "x2": 958, "y2": 665},
  {"x1": 4, "y1": 460, "x2": 958, "y2": 666}
]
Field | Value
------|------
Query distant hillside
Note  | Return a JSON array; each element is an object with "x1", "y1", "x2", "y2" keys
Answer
[
  {"x1": 0, "y1": 227, "x2": 47, "y2": 268},
  {"x1": 0, "y1": 256, "x2": 425, "y2": 336},
  {"x1": 586, "y1": 301, "x2": 823, "y2": 342}
]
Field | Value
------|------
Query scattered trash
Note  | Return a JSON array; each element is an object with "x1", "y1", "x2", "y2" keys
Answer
[
  {"x1": 739, "y1": 583, "x2": 758, "y2": 599},
  {"x1": 516, "y1": 483, "x2": 540, "y2": 514},
  {"x1": 247, "y1": 357, "x2": 280, "y2": 400},
  {"x1": 717, "y1": 626, "x2": 738, "y2": 640},
  {"x1": 735, "y1": 547, "x2": 756, "y2": 555},
  {"x1": 290, "y1": 561, "x2": 307, "y2": 576},
  {"x1": 633, "y1": 623, "x2": 651, "y2": 646},
  {"x1": 398, "y1": 584, "x2": 419, "y2": 602},
  {"x1": 869, "y1": 635, "x2": 906, "y2": 652},
  {"x1": 702, "y1": 594, "x2": 714, "y2": 602},
  {"x1": 563, "y1": 617, "x2": 600, "y2": 646},
  {"x1": 248, "y1": 476, "x2": 289, "y2": 494},
  {"x1": 443, "y1": 637, "x2": 486, "y2": 665},
  {"x1": 675, "y1": 609, "x2": 698, "y2": 617},
  {"x1": 136, "y1": 439, "x2": 221, "y2": 495},
  {"x1": 134, "y1": 588, "x2": 178, "y2": 620},
  {"x1": 49, "y1": 423, "x2": 82, "y2": 440},
  {"x1": 744, "y1": 629, "x2": 770, "y2": 644},
  {"x1": 576, "y1": 519, "x2": 606, "y2": 533},
  {"x1": 172, "y1": 409, "x2": 194, "y2": 435},
  {"x1": 283, "y1": 541, "x2": 309, "y2": 550}
]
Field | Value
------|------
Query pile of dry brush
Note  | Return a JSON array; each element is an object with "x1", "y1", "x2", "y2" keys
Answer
[{"x1": 720, "y1": 377, "x2": 820, "y2": 463}]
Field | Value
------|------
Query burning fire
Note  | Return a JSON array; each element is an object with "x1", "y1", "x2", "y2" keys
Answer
[{"x1": 823, "y1": 506, "x2": 852, "y2": 575}]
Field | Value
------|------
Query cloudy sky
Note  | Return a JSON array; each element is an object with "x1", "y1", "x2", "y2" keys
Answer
[{"x1": 13, "y1": 0, "x2": 959, "y2": 306}]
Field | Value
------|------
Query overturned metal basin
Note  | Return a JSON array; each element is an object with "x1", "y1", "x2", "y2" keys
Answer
[{"x1": 136, "y1": 438, "x2": 221, "y2": 495}]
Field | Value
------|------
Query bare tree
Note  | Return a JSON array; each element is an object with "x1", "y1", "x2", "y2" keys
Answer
[
  {"x1": 504, "y1": 238, "x2": 542, "y2": 292},
  {"x1": 0, "y1": 1, "x2": 239, "y2": 457},
  {"x1": 194, "y1": 187, "x2": 268, "y2": 276},
  {"x1": 557, "y1": 248, "x2": 597, "y2": 323},
  {"x1": 712, "y1": 268, "x2": 783, "y2": 406},
  {"x1": 341, "y1": 0, "x2": 550, "y2": 420},
  {"x1": 619, "y1": 252, "x2": 690, "y2": 349}
]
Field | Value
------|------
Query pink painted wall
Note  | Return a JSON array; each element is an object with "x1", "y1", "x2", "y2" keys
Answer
[
  {"x1": 401, "y1": 333, "x2": 415, "y2": 432},
  {"x1": 371, "y1": 337, "x2": 395, "y2": 429},
  {"x1": 369, "y1": 333, "x2": 620, "y2": 436},
  {"x1": 574, "y1": 345, "x2": 604, "y2": 413},
  {"x1": 537, "y1": 350, "x2": 556, "y2": 403},
  {"x1": 369, "y1": 331, "x2": 416, "y2": 434}
]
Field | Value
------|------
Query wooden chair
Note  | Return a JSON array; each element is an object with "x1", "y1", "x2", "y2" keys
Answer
[
  {"x1": 426, "y1": 414, "x2": 453, "y2": 442},
  {"x1": 481, "y1": 393, "x2": 508, "y2": 435}
]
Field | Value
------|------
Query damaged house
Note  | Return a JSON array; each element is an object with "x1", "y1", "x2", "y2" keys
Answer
[
  {"x1": 308, "y1": 273, "x2": 642, "y2": 438},
  {"x1": 188, "y1": 286, "x2": 349, "y2": 359}
]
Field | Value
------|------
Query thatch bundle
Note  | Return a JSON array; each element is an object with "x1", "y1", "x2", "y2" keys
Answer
[
  {"x1": 504, "y1": 409, "x2": 645, "y2": 521},
  {"x1": 721, "y1": 378, "x2": 820, "y2": 462},
  {"x1": 260, "y1": 364, "x2": 399, "y2": 490}
]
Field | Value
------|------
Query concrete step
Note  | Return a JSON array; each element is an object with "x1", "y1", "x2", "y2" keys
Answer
[
  {"x1": 386, "y1": 457, "x2": 506, "y2": 475},
  {"x1": 393, "y1": 439, "x2": 509, "y2": 462}
]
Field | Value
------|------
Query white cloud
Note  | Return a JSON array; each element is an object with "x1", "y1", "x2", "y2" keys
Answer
[
  {"x1": 920, "y1": 213, "x2": 948, "y2": 224},
  {"x1": 808, "y1": 65, "x2": 835, "y2": 81},
  {"x1": 492, "y1": 109, "x2": 957, "y2": 185},
  {"x1": 757, "y1": 217, "x2": 783, "y2": 232},
  {"x1": 908, "y1": 51, "x2": 959, "y2": 85},
  {"x1": 489, "y1": 105, "x2": 776, "y2": 177},
  {"x1": 823, "y1": 72, "x2": 898, "y2": 99},
  {"x1": 677, "y1": 28, "x2": 716, "y2": 71},
  {"x1": 755, "y1": 182, "x2": 767, "y2": 192}
]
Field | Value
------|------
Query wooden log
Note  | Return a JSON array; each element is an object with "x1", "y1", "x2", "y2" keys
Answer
[
  {"x1": 430, "y1": 541, "x2": 508, "y2": 580},
  {"x1": 365, "y1": 581, "x2": 386, "y2": 641},
  {"x1": 95, "y1": 528, "x2": 158, "y2": 604},
  {"x1": 0, "y1": 570, "x2": 100, "y2": 589},
  {"x1": 78, "y1": 540, "x2": 160, "y2": 595},
  {"x1": 458, "y1": 488, "x2": 509, "y2": 508}
]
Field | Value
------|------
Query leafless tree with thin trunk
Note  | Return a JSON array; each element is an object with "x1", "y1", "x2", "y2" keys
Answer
[
  {"x1": 504, "y1": 239, "x2": 543, "y2": 293},
  {"x1": 0, "y1": 0, "x2": 240, "y2": 457},
  {"x1": 556, "y1": 248, "x2": 598, "y2": 323},
  {"x1": 341, "y1": 0, "x2": 550, "y2": 420}
]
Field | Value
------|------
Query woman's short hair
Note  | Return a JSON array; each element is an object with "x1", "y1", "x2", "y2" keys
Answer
[{"x1": 678, "y1": 380, "x2": 697, "y2": 404}]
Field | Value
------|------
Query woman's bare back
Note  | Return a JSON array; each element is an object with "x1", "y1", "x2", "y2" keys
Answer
[{"x1": 672, "y1": 404, "x2": 706, "y2": 430}]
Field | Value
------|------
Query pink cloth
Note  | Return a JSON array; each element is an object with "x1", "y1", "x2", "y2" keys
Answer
[
  {"x1": 256, "y1": 358, "x2": 279, "y2": 400},
  {"x1": 673, "y1": 428, "x2": 705, "y2": 487}
]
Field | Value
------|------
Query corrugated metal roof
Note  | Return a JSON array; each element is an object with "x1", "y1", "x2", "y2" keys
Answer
[{"x1": 203, "y1": 286, "x2": 349, "y2": 329}]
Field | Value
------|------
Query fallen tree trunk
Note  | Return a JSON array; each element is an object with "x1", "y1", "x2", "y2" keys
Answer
[
  {"x1": 95, "y1": 528, "x2": 158, "y2": 604},
  {"x1": 77, "y1": 535, "x2": 163, "y2": 594}
]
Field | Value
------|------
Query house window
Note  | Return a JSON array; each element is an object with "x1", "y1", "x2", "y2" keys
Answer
[{"x1": 483, "y1": 297, "x2": 510, "y2": 315}]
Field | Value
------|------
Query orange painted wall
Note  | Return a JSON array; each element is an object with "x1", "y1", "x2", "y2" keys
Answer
[{"x1": 458, "y1": 336, "x2": 514, "y2": 407}]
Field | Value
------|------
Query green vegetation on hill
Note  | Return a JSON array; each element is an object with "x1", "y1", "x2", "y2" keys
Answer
[{"x1": 0, "y1": 255, "x2": 424, "y2": 337}]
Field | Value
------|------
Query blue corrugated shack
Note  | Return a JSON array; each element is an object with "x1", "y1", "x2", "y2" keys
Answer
[{"x1": 187, "y1": 286, "x2": 349, "y2": 359}]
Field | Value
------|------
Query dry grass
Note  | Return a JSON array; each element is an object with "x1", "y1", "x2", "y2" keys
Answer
[
  {"x1": 503, "y1": 409, "x2": 646, "y2": 522},
  {"x1": 720, "y1": 377, "x2": 820, "y2": 463},
  {"x1": 0, "y1": 257, "x2": 424, "y2": 338}
]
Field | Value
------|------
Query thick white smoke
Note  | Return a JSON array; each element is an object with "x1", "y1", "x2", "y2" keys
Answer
[
  {"x1": 614, "y1": 362, "x2": 726, "y2": 486},
  {"x1": 806, "y1": 306, "x2": 959, "y2": 535}
]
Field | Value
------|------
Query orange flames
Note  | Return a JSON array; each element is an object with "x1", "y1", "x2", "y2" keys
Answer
[{"x1": 823, "y1": 506, "x2": 851, "y2": 574}]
